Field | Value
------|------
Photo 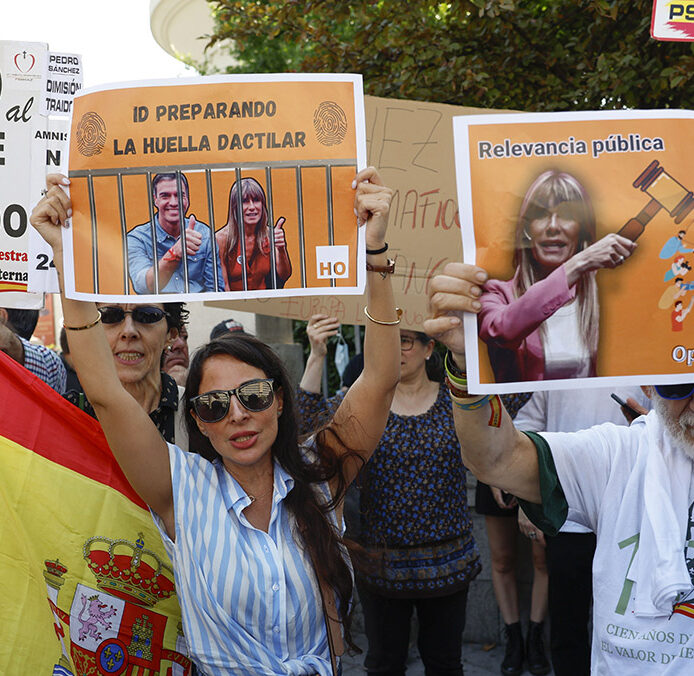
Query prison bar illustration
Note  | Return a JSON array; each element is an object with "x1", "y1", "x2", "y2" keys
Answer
[{"x1": 68, "y1": 159, "x2": 357, "y2": 295}]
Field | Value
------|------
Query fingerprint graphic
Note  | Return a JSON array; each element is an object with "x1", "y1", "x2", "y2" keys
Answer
[
  {"x1": 76, "y1": 112, "x2": 107, "y2": 157},
  {"x1": 313, "y1": 101, "x2": 347, "y2": 146}
]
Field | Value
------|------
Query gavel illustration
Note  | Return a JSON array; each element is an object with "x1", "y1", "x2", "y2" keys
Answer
[{"x1": 618, "y1": 160, "x2": 694, "y2": 241}]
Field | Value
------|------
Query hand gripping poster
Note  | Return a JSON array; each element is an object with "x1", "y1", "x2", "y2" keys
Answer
[
  {"x1": 62, "y1": 74, "x2": 366, "y2": 302},
  {"x1": 454, "y1": 109, "x2": 694, "y2": 394}
]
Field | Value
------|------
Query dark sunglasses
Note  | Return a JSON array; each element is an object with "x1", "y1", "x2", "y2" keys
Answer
[
  {"x1": 191, "y1": 378, "x2": 275, "y2": 422},
  {"x1": 98, "y1": 306, "x2": 168, "y2": 325},
  {"x1": 655, "y1": 384, "x2": 694, "y2": 401}
]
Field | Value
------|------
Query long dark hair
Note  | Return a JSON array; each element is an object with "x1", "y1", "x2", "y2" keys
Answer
[{"x1": 184, "y1": 334, "x2": 360, "y2": 649}]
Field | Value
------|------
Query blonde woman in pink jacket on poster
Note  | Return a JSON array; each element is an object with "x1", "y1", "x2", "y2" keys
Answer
[{"x1": 479, "y1": 170, "x2": 636, "y2": 384}]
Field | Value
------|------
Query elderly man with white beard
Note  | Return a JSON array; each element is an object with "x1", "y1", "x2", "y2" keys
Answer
[{"x1": 424, "y1": 261, "x2": 694, "y2": 676}]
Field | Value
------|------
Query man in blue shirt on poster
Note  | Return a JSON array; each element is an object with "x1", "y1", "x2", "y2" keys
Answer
[{"x1": 127, "y1": 172, "x2": 224, "y2": 294}]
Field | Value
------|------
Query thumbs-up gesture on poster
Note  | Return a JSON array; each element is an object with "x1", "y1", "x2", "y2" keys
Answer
[
  {"x1": 273, "y1": 217, "x2": 287, "y2": 249},
  {"x1": 170, "y1": 215, "x2": 202, "y2": 259}
]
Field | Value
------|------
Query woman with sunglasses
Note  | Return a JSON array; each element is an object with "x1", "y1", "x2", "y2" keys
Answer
[
  {"x1": 63, "y1": 303, "x2": 189, "y2": 446},
  {"x1": 31, "y1": 168, "x2": 426, "y2": 676},
  {"x1": 298, "y1": 317, "x2": 481, "y2": 676}
]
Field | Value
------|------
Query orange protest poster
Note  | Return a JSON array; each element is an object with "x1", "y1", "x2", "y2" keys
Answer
[
  {"x1": 63, "y1": 74, "x2": 366, "y2": 302},
  {"x1": 454, "y1": 110, "x2": 694, "y2": 393}
]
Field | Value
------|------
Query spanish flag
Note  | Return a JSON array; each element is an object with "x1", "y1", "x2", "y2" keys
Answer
[{"x1": 0, "y1": 351, "x2": 191, "y2": 675}]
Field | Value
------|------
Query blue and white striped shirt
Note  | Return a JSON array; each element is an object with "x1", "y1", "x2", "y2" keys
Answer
[{"x1": 152, "y1": 443, "x2": 340, "y2": 676}]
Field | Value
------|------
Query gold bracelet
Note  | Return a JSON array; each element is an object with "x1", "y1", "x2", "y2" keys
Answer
[
  {"x1": 64, "y1": 314, "x2": 102, "y2": 331},
  {"x1": 363, "y1": 306, "x2": 403, "y2": 326}
]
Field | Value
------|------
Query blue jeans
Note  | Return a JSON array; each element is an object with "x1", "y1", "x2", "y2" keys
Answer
[{"x1": 356, "y1": 581, "x2": 469, "y2": 676}]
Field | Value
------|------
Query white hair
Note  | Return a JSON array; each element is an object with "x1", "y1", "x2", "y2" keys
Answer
[{"x1": 653, "y1": 395, "x2": 694, "y2": 459}]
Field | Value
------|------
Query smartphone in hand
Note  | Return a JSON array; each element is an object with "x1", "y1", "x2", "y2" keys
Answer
[{"x1": 611, "y1": 393, "x2": 641, "y2": 423}]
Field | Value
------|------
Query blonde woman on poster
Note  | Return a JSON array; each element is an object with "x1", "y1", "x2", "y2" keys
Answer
[
  {"x1": 216, "y1": 177, "x2": 293, "y2": 291},
  {"x1": 479, "y1": 170, "x2": 636, "y2": 384}
]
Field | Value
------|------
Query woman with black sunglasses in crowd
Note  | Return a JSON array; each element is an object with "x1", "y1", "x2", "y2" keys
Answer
[
  {"x1": 64, "y1": 303, "x2": 189, "y2": 446},
  {"x1": 30, "y1": 168, "x2": 443, "y2": 676},
  {"x1": 298, "y1": 318, "x2": 480, "y2": 676}
]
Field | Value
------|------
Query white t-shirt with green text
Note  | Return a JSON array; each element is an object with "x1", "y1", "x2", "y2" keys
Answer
[{"x1": 542, "y1": 412, "x2": 694, "y2": 674}]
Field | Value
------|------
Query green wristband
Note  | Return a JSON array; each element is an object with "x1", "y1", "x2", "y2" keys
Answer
[{"x1": 444, "y1": 350, "x2": 467, "y2": 388}]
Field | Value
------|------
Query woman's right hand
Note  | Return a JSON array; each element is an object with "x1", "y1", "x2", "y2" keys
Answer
[
  {"x1": 565, "y1": 233, "x2": 636, "y2": 285},
  {"x1": 306, "y1": 314, "x2": 340, "y2": 359},
  {"x1": 30, "y1": 173, "x2": 72, "y2": 253}
]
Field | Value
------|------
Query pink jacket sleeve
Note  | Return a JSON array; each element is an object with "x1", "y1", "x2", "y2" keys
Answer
[{"x1": 479, "y1": 265, "x2": 576, "y2": 350}]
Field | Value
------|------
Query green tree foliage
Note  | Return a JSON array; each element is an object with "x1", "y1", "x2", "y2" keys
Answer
[{"x1": 206, "y1": 0, "x2": 693, "y2": 110}]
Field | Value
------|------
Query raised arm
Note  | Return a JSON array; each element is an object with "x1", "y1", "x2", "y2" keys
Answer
[
  {"x1": 30, "y1": 174, "x2": 175, "y2": 534},
  {"x1": 142, "y1": 217, "x2": 202, "y2": 293},
  {"x1": 424, "y1": 262, "x2": 541, "y2": 503},
  {"x1": 215, "y1": 227, "x2": 231, "y2": 290},
  {"x1": 326, "y1": 168, "x2": 400, "y2": 483},
  {"x1": 479, "y1": 266, "x2": 575, "y2": 349},
  {"x1": 272, "y1": 217, "x2": 292, "y2": 284},
  {"x1": 299, "y1": 314, "x2": 340, "y2": 394}
]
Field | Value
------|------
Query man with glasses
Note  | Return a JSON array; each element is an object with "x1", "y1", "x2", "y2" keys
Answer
[
  {"x1": 127, "y1": 172, "x2": 224, "y2": 294},
  {"x1": 425, "y1": 261, "x2": 694, "y2": 675}
]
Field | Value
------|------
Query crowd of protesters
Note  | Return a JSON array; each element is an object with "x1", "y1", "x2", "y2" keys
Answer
[{"x1": 1, "y1": 165, "x2": 691, "y2": 676}]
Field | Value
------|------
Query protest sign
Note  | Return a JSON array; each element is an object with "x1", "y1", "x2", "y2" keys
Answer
[
  {"x1": 0, "y1": 40, "x2": 47, "y2": 308},
  {"x1": 40, "y1": 51, "x2": 83, "y2": 116},
  {"x1": 651, "y1": 0, "x2": 694, "y2": 41},
  {"x1": 63, "y1": 74, "x2": 366, "y2": 303},
  {"x1": 207, "y1": 95, "x2": 510, "y2": 328},
  {"x1": 27, "y1": 115, "x2": 68, "y2": 293},
  {"x1": 0, "y1": 351, "x2": 188, "y2": 674},
  {"x1": 453, "y1": 109, "x2": 694, "y2": 393}
]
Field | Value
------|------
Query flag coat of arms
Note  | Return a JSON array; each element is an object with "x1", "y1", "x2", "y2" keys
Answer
[{"x1": 0, "y1": 351, "x2": 191, "y2": 675}]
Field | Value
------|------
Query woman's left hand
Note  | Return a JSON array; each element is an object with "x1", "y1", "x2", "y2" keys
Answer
[
  {"x1": 354, "y1": 167, "x2": 393, "y2": 248},
  {"x1": 30, "y1": 173, "x2": 72, "y2": 253},
  {"x1": 518, "y1": 506, "x2": 545, "y2": 546},
  {"x1": 273, "y1": 217, "x2": 287, "y2": 248}
]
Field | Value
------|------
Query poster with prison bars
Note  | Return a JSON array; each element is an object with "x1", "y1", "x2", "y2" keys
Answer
[{"x1": 62, "y1": 74, "x2": 366, "y2": 302}]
